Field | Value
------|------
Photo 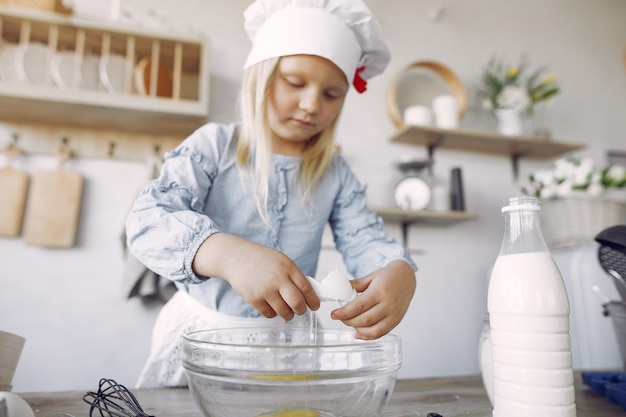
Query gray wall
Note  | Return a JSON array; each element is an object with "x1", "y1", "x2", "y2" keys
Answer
[{"x1": 1, "y1": 0, "x2": 625, "y2": 392}]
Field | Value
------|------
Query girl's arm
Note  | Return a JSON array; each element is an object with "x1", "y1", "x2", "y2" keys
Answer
[
  {"x1": 192, "y1": 232, "x2": 320, "y2": 321},
  {"x1": 330, "y1": 259, "x2": 415, "y2": 339}
]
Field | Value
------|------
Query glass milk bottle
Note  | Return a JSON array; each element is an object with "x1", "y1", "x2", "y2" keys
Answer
[{"x1": 488, "y1": 197, "x2": 576, "y2": 417}]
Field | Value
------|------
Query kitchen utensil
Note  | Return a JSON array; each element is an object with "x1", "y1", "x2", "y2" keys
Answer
[
  {"x1": 604, "y1": 301, "x2": 626, "y2": 370},
  {"x1": 596, "y1": 225, "x2": 626, "y2": 301},
  {"x1": 609, "y1": 269, "x2": 626, "y2": 300},
  {"x1": 83, "y1": 378, "x2": 153, "y2": 417},
  {"x1": 0, "y1": 144, "x2": 29, "y2": 238},
  {"x1": 22, "y1": 144, "x2": 83, "y2": 248},
  {"x1": 182, "y1": 327, "x2": 401, "y2": 417}
]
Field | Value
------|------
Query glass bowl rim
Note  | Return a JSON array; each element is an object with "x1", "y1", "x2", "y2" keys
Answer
[{"x1": 182, "y1": 326, "x2": 401, "y2": 349}]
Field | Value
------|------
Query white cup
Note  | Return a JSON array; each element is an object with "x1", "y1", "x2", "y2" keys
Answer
[
  {"x1": 432, "y1": 94, "x2": 459, "y2": 129},
  {"x1": 64, "y1": 0, "x2": 120, "y2": 20},
  {"x1": 403, "y1": 105, "x2": 433, "y2": 126}
]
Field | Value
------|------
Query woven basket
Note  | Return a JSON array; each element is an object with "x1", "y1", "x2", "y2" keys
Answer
[{"x1": 540, "y1": 194, "x2": 626, "y2": 251}]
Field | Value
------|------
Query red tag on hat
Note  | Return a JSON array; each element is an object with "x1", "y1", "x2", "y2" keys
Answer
[{"x1": 353, "y1": 66, "x2": 367, "y2": 93}]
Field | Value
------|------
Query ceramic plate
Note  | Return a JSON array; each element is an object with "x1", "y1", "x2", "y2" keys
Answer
[
  {"x1": 51, "y1": 51, "x2": 76, "y2": 88},
  {"x1": 134, "y1": 56, "x2": 173, "y2": 98},
  {"x1": 100, "y1": 53, "x2": 127, "y2": 93},
  {"x1": 51, "y1": 52, "x2": 101, "y2": 90},
  {"x1": 0, "y1": 43, "x2": 19, "y2": 82},
  {"x1": 18, "y1": 42, "x2": 50, "y2": 85},
  {"x1": 81, "y1": 55, "x2": 101, "y2": 90}
]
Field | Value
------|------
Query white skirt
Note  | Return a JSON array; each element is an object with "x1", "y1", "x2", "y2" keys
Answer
[{"x1": 136, "y1": 290, "x2": 311, "y2": 388}]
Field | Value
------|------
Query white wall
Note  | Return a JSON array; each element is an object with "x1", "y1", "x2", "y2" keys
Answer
[{"x1": 1, "y1": 0, "x2": 625, "y2": 392}]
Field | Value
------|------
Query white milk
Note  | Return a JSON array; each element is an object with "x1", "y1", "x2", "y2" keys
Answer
[{"x1": 488, "y1": 251, "x2": 576, "y2": 417}]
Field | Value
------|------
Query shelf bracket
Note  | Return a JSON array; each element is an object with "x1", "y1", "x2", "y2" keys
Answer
[
  {"x1": 427, "y1": 133, "x2": 445, "y2": 175},
  {"x1": 510, "y1": 150, "x2": 531, "y2": 181},
  {"x1": 511, "y1": 153, "x2": 520, "y2": 181}
]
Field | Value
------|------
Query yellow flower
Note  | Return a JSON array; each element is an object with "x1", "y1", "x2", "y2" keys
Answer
[
  {"x1": 507, "y1": 66, "x2": 518, "y2": 78},
  {"x1": 544, "y1": 74, "x2": 556, "y2": 84}
]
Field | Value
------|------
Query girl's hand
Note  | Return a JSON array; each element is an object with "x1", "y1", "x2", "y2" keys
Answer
[
  {"x1": 330, "y1": 260, "x2": 416, "y2": 340},
  {"x1": 192, "y1": 233, "x2": 320, "y2": 321}
]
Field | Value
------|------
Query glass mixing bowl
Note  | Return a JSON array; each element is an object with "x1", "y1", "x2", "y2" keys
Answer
[{"x1": 182, "y1": 327, "x2": 402, "y2": 417}]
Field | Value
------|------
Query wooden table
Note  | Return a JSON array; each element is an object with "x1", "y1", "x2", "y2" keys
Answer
[{"x1": 19, "y1": 373, "x2": 624, "y2": 417}]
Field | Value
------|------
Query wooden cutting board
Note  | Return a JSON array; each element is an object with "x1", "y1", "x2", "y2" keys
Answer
[
  {"x1": 0, "y1": 166, "x2": 29, "y2": 238},
  {"x1": 23, "y1": 149, "x2": 83, "y2": 248},
  {"x1": 0, "y1": 146, "x2": 29, "y2": 238}
]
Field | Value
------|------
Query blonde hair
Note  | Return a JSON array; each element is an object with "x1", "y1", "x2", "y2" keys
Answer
[{"x1": 236, "y1": 58, "x2": 340, "y2": 222}]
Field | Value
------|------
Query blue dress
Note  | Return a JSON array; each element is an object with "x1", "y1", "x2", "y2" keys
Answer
[{"x1": 125, "y1": 122, "x2": 416, "y2": 318}]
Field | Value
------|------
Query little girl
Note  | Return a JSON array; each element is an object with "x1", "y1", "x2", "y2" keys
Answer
[{"x1": 126, "y1": 0, "x2": 417, "y2": 388}]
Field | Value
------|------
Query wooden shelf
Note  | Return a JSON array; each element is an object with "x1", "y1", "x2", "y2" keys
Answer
[
  {"x1": 390, "y1": 125, "x2": 586, "y2": 178},
  {"x1": 382, "y1": 126, "x2": 584, "y2": 245},
  {"x1": 391, "y1": 125, "x2": 585, "y2": 158},
  {"x1": 372, "y1": 206, "x2": 478, "y2": 225},
  {"x1": 371, "y1": 206, "x2": 478, "y2": 246},
  {"x1": 0, "y1": 6, "x2": 210, "y2": 136}
]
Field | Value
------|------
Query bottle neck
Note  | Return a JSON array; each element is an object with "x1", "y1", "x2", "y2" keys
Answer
[{"x1": 499, "y1": 204, "x2": 549, "y2": 256}]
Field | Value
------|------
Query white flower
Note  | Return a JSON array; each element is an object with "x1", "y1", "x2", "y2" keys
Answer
[
  {"x1": 495, "y1": 85, "x2": 531, "y2": 113},
  {"x1": 579, "y1": 157, "x2": 594, "y2": 173},
  {"x1": 556, "y1": 180, "x2": 573, "y2": 197},
  {"x1": 607, "y1": 165, "x2": 626, "y2": 182},
  {"x1": 573, "y1": 168, "x2": 591, "y2": 187},
  {"x1": 522, "y1": 156, "x2": 626, "y2": 200},
  {"x1": 587, "y1": 183, "x2": 604, "y2": 197},
  {"x1": 534, "y1": 169, "x2": 555, "y2": 185},
  {"x1": 539, "y1": 185, "x2": 557, "y2": 200},
  {"x1": 553, "y1": 158, "x2": 576, "y2": 180}
]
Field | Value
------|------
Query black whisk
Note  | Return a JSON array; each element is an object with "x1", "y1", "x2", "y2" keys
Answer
[{"x1": 83, "y1": 378, "x2": 155, "y2": 417}]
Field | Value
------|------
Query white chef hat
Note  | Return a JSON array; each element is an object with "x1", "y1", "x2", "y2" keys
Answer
[{"x1": 243, "y1": 0, "x2": 390, "y2": 93}]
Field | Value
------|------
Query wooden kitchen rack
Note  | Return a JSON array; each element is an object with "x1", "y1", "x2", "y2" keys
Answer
[{"x1": 0, "y1": 6, "x2": 210, "y2": 136}]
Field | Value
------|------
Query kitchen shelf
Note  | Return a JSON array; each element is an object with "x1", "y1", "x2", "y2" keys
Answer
[
  {"x1": 390, "y1": 125, "x2": 586, "y2": 178},
  {"x1": 371, "y1": 206, "x2": 478, "y2": 246},
  {"x1": 0, "y1": 6, "x2": 210, "y2": 136}
]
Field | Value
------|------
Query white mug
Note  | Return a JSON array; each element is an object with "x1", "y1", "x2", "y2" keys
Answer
[
  {"x1": 62, "y1": 0, "x2": 120, "y2": 20},
  {"x1": 403, "y1": 105, "x2": 433, "y2": 126},
  {"x1": 432, "y1": 95, "x2": 459, "y2": 129}
]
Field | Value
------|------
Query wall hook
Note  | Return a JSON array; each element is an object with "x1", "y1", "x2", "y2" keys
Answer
[
  {"x1": 57, "y1": 136, "x2": 73, "y2": 167},
  {"x1": 3, "y1": 133, "x2": 22, "y2": 161},
  {"x1": 108, "y1": 141, "x2": 116, "y2": 158}
]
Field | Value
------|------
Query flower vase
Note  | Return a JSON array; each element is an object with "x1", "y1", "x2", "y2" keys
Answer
[{"x1": 495, "y1": 109, "x2": 525, "y2": 136}]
